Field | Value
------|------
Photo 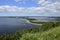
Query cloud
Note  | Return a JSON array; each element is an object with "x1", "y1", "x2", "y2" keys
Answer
[
  {"x1": 0, "y1": 5, "x2": 26, "y2": 13},
  {"x1": 0, "y1": 6, "x2": 45, "y2": 14},
  {"x1": 0, "y1": 0, "x2": 60, "y2": 16},
  {"x1": 14, "y1": 0, "x2": 28, "y2": 4},
  {"x1": 0, "y1": 3, "x2": 60, "y2": 14},
  {"x1": 37, "y1": 0, "x2": 60, "y2": 13},
  {"x1": 37, "y1": 0, "x2": 53, "y2": 6},
  {"x1": 14, "y1": 0, "x2": 22, "y2": 2}
]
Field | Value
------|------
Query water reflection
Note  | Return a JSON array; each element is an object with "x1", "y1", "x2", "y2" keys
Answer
[
  {"x1": 0, "y1": 16, "x2": 60, "y2": 34},
  {"x1": 0, "y1": 17, "x2": 39, "y2": 34}
]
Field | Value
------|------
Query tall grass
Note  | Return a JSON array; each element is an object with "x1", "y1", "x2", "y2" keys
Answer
[
  {"x1": 0, "y1": 22, "x2": 60, "y2": 40},
  {"x1": 20, "y1": 26, "x2": 60, "y2": 40}
]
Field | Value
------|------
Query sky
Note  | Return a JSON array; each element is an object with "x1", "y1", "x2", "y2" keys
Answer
[{"x1": 0, "y1": 0, "x2": 60, "y2": 16}]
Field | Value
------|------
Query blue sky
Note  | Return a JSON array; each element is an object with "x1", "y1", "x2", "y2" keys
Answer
[
  {"x1": 0, "y1": 0, "x2": 40, "y2": 7},
  {"x1": 0, "y1": 0, "x2": 60, "y2": 16}
]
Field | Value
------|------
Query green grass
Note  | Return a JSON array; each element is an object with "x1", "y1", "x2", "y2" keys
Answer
[
  {"x1": 29, "y1": 20, "x2": 45, "y2": 24},
  {"x1": 20, "y1": 26, "x2": 60, "y2": 40},
  {"x1": 0, "y1": 22, "x2": 60, "y2": 40},
  {"x1": 27, "y1": 19, "x2": 45, "y2": 24}
]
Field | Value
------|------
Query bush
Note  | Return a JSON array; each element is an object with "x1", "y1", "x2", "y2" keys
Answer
[
  {"x1": 39, "y1": 22, "x2": 60, "y2": 32},
  {"x1": 0, "y1": 22, "x2": 60, "y2": 40},
  {"x1": 20, "y1": 26, "x2": 60, "y2": 40}
]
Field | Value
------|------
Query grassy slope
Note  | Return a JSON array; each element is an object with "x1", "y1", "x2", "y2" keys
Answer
[
  {"x1": 0, "y1": 22, "x2": 60, "y2": 40},
  {"x1": 20, "y1": 26, "x2": 60, "y2": 40}
]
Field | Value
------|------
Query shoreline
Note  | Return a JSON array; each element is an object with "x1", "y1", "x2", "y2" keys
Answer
[{"x1": 21, "y1": 18, "x2": 42, "y2": 25}]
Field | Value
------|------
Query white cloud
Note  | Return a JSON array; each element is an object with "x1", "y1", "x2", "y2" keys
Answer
[
  {"x1": 0, "y1": 0, "x2": 60, "y2": 16},
  {"x1": 14, "y1": 0, "x2": 28, "y2": 4},
  {"x1": 0, "y1": 3, "x2": 60, "y2": 16},
  {"x1": 37, "y1": 0, "x2": 60, "y2": 13},
  {"x1": 14, "y1": 0, "x2": 22, "y2": 2},
  {"x1": 37, "y1": 0, "x2": 52, "y2": 6},
  {"x1": 0, "y1": 5, "x2": 26, "y2": 13},
  {"x1": 0, "y1": 5, "x2": 47, "y2": 14}
]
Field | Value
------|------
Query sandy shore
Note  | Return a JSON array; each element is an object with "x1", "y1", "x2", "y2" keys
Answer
[
  {"x1": 21, "y1": 18, "x2": 42, "y2": 25},
  {"x1": 26, "y1": 20, "x2": 42, "y2": 25}
]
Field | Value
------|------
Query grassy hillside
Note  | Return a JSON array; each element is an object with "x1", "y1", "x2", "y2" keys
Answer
[
  {"x1": 20, "y1": 26, "x2": 60, "y2": 40},
  {"x1": 0, "y1": 22, "x2": 60, "y2": 40}
]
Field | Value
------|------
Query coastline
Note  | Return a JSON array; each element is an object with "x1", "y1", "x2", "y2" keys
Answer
[{"x1": 21, "y1": 18, "x2": 42, "y2": 25}]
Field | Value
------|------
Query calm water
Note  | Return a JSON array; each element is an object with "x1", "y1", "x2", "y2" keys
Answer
[
  {"x1": 0, "y1": 17, "x2": 39, "y2": 34},
  {"x1": 0, "y1": 16, "x2": 60, "y2": 34}
]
